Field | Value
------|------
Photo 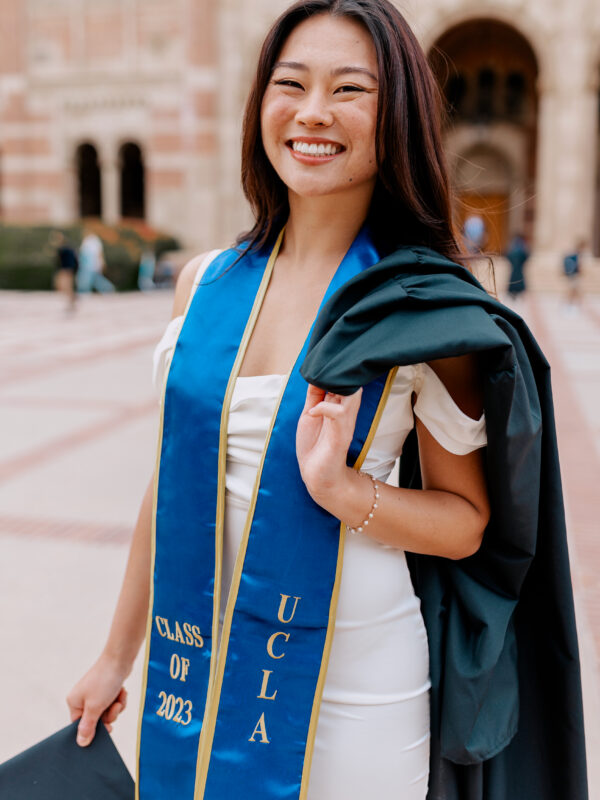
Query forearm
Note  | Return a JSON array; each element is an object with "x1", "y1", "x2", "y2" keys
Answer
[
  {"x1": 297, "y1": 380, "x2": 489, "y2": 561},
  {"x1": 101, "y1": 474, "x2": 154, "y2": 674},
  {"x1": 312, "y1": 467, "x2": 486, "y2": 560}
]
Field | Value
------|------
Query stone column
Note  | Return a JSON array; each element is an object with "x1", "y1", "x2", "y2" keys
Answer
[
  {"x1": 216, "y1": 0, "x2": 248, "y2": 245},
  {"x1": 532, "y1": 83, "x2": 558, "y2": 255},
  {"x1": 549, "y1": 90, "x2": 598, "y2": 253},
  {"x1": 56, "y1": 154, "x2": 78, "y2": 224},
  {"x1": 216, "y1": 0, "x2": 290, "y2": 245},
  {"x1": 529, "y1": 37, "x2": 599, "y2": 288},
  {"x1": 176, "y1": 0, "x2": 219, "y2": 250},
  {"x1": 99, "y1": 151, "x2": 120, "y2": 225}
]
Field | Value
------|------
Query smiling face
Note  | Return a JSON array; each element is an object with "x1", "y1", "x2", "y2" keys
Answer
[{"x1": 260, "y1": 13, "x2": 379, "y2": 204}]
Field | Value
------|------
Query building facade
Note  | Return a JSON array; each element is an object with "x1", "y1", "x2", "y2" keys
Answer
[{"x1": 0, "y1": 0, "x2": 599, "y2": 286}]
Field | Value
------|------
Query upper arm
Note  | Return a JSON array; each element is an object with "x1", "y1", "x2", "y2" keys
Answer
[
  {"x1": 152, "y1": 250, "x2": 216, "y2": 399},
  {"x1": 171, "y1": 251, "x2": 212, "y2": 320},
  {"x1": 416, "y1": 354, "x2": 490, "y2": 548},
  {"x1": 426, "y1": 353, "x2": 483, "y2": 420}
]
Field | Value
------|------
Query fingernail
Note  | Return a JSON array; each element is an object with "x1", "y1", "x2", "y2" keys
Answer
[{"x1": 77, "y1": 733, "x2": 87, "y2": 746}]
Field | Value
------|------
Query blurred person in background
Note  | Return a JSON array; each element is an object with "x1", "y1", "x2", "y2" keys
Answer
[
  {"x1": 153, "y1": 254, "x2": 175, "y2": 288},
  {"x1": 77, "y1": 228, "x2": 115, "y2": 294},
  {"x1": 50, "y1": 230, "x2": 79, "y2": 313},
  {"x1": 505, "y1": 233, "x2": 529, "y2": 299},
  {"x1": 462, "y1": 213, "x2": 487, "y2": 254},
  {"x1": 137, "y1": 247, "x2": 157, "y2": 291},
  {"x1": 563, "y1": 239, "x2": 587, "y2": 310}
]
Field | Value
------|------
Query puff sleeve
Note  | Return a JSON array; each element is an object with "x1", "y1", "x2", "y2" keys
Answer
[
  {"x1": 152, "y1": 315, "x2": 184, "y2": 397},
  {"x1": 151, "y1": 248, "x2": 223, "y2": 398},
  {"x1": 413, "y1": 362, "x2": 487, "y2": 454}
]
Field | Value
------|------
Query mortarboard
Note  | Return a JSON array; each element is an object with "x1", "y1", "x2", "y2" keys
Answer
[{"x1": 0, "y1": 720, "x2": 134, "y2": 799}]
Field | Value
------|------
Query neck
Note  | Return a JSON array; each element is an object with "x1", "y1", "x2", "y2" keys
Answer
[{"x1": 280, "y1": 186, "x2": 374, "y2": 272}]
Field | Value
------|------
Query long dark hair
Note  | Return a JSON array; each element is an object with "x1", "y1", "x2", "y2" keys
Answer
[{"x1": 238, "y1": 0, "x2": 465, "y2": 264}]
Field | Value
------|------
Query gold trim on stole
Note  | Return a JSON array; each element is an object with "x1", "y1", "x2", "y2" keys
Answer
[
  {"x1": 194, "y1": 371, "x2": 290, "y2": 797},
  {"x1": 137, "y1": 229, "x2": 398, "y2": 800},
  {"x1": 134, "y1": 251, "x2": 218, "y2": 797},
  {"x1": 298, "y1": 365, "x2": 399, "y2": 800},
  {"x1": 134, "y1": 389, "x2": 162, "y2": 800},
  {"x1": 134, "y1": 240, "x2": 281, "y2": 798},
  {"x1": 192, "y1": 229, "x2": 285, "y2": 796},
  {"x1": 194, "y1": 357, "x2": 400, "y2": 798}
]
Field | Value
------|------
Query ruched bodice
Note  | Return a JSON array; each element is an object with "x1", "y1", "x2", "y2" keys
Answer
[{"x1": 225, "y1": 374, "x2": 286, "y2": 509}]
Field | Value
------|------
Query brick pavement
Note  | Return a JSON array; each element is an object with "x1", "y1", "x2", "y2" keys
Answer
[
  {"x1": 0, "y1": 290, "x2": 171, "y2": 770},
  {"x1": 0, "y1": 288, "x2": 598, "y2": 792},
  {"x1": 520, "y1": 293, "x2": 600, "y2": 795},
  {"x1": 523, "y1": 295, "x2": 600, "y2": 664}
]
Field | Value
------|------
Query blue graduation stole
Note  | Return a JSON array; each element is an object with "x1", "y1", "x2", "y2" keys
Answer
[{"x1": 136, "y1": 227, "x2": 398, "y2": 799}]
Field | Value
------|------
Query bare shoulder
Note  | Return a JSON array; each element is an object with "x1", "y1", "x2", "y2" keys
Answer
[
  {"x1": 171, "y1": 251, "x2": 214, "y2": 319},
  {"x1": 426, "y1": 353, "x2": 483, "y2": 419}
]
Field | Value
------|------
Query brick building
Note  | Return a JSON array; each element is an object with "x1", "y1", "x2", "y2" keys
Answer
[{"x1": 0, "y1": 0, "x2": 599, "y2": 286}]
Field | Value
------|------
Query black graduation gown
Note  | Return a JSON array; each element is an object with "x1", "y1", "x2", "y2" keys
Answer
[{"x1": 300, "y1": 246, "x2": 588, "y2": 800}]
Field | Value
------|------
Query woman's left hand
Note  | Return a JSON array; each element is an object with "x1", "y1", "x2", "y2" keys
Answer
[{"x1": 296, "y1": 384, "x2": 362, "y2": 502}]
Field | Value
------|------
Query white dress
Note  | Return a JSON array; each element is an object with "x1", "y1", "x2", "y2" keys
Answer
[{"x1": 153, "y1": 257, "x2": 487, "y2": 800}]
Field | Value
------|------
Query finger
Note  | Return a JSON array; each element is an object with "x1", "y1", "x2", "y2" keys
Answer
[
  {"x1": 101, "y1": 685, "x2": 128, "y2": 723},
  {"x1": 104, "y1": 722, "x2": 113, "y2": 734},
  {"x1": 308, "y1": 401, "x2": 346, "y2": 420},
  {"x1": 303, "y1": 384, "x2": 326, "y2": 413},
  {"x1": 77, "y1": 706, "x2": 101, "y2": 747},
  {"x1": 321, "y1": 387, "x2": 362, "y2": 407},
  {"x1": 117, "y1": 687, "x2": 128, "y2": 710},
  {"x1": 67, "y1": 696, "x2": 84, "y2": 724},
  {"x1": 102, "y1": 702, "x2": 123, "y2": 725},
  {"x1": 337, "y1": 387, "x2": 362, "y2": 405},
  {"x1": 110, "y1": 687, "x2": 127, "y2": 709}
]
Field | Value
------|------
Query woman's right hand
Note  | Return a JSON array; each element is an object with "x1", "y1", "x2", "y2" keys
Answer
[{"x1": 67, "y1": 654, "x2": 129, "y2": 746}]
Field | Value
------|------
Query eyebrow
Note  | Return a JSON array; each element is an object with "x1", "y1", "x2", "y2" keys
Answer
[{"x1": 272, "y1": 60, "x2": 378, "y2": 82}]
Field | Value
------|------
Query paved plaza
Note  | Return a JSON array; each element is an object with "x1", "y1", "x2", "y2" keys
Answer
[{"x1": 0, "y1": 284, "x2": 599, "y2": 792}]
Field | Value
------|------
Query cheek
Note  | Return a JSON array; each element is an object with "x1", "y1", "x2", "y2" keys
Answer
[
  {"x1": 261, "y1": 95, "x2": 294, "y2": 142},
  {"x1": 347, "y1": 111, "x2": 378, "y2": 166}
]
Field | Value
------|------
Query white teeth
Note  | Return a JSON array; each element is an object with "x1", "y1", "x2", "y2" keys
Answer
[{"x1": 291, "y1": 140, "x2": 341, "y2": 156}]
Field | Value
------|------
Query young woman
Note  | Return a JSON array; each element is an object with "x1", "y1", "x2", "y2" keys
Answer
[{"x1": 67, "y1": 2, "x2": 587, "y2": 799}]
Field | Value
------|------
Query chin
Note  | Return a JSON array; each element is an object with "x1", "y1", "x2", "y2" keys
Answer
[
  {"x1": 283, "y1": 173, "x2": 354, "y2": 198},
  {"x1": 290, "y1": 183, "x2": 339, "y2": 198}
]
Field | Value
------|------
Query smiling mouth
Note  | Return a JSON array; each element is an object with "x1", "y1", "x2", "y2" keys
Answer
[{"x1": 287, "y1": 140, "x2": 345, "y2": 157}]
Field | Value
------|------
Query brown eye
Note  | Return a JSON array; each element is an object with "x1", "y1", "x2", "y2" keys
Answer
[
  {"x1": 274, "y1": 79, "x2": 304, "y2": 90},
  {"x1": 334, "y1": 85, "x2": 364, "y2": 94}
]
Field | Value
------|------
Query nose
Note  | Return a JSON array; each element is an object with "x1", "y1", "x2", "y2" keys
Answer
[{"x1": 295, "y1": 89, "x2": 333, "y2": 128}]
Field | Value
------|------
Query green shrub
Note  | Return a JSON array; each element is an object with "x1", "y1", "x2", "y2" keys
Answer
[{"x1": 0, "y1": 221, "x2": 181, "y2": 291}]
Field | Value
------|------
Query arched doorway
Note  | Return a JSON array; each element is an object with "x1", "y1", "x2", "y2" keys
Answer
[
  {"x1": 454, "y1": 144, "x2": 513, "y2": 254},
  {"x1": 119, "y1": 142, "x2": 145, "y2": 219},
  {"x1": 76, "y1": 143, "x2": 102, "y2": 218},
  {"x1": 429, "y1": 19, "x2": 539, "y2": 253}
]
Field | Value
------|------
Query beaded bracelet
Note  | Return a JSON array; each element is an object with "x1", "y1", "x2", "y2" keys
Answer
[{"x1": 346, "y1": 472, "x2": 380, "y2": 535}]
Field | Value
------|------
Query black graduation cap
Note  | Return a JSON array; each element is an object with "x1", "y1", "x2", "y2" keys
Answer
[{"x1": 0, "y1": 720, "x2": 134, "y2": 799}]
